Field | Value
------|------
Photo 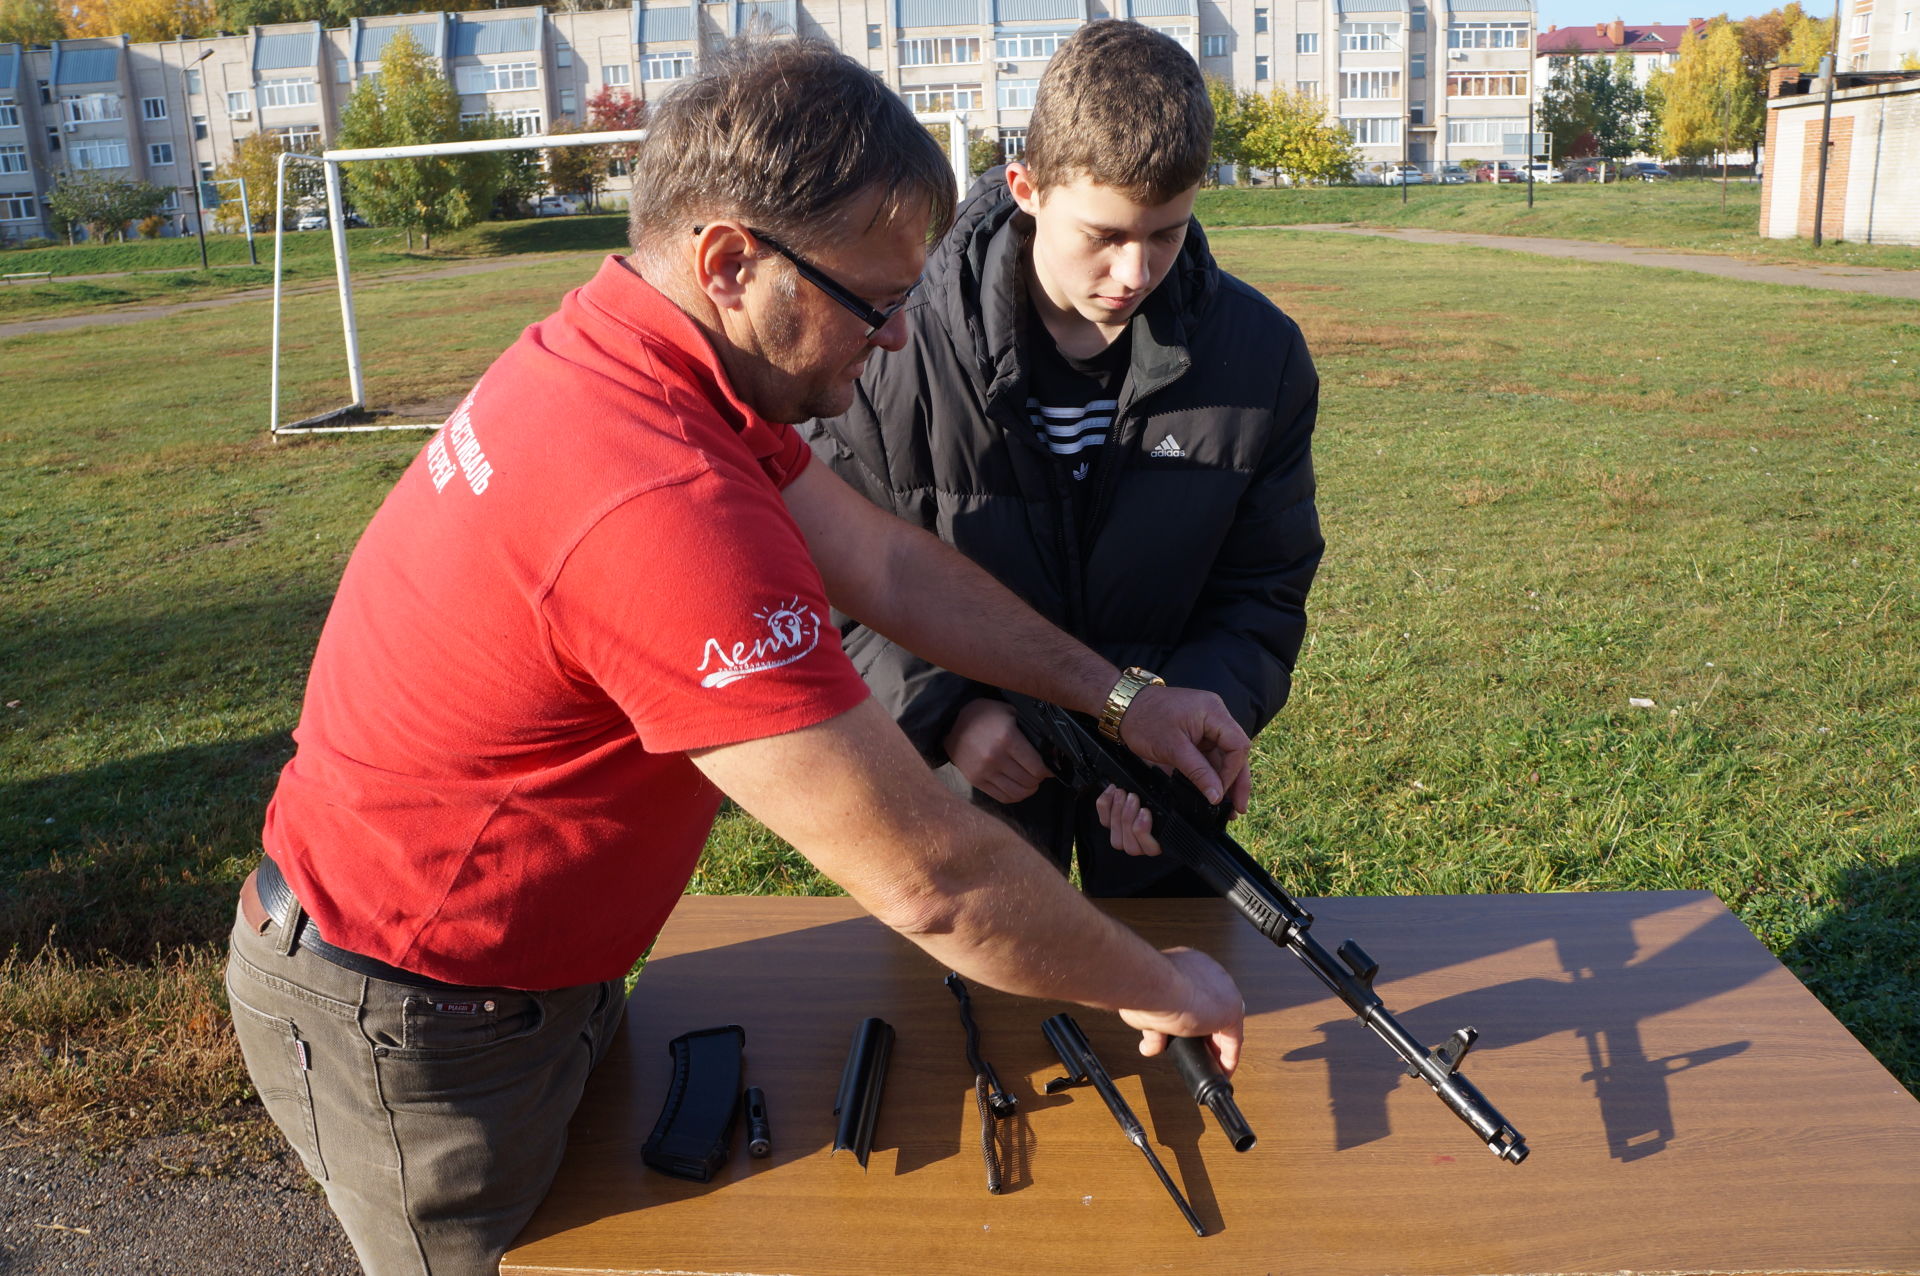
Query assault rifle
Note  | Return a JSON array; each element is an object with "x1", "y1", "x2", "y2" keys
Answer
[{"x1": 1009, "y1": 693, "x2": 1530, "y2": 1165}]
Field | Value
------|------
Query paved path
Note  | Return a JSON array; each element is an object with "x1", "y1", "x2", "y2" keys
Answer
[
  {"x1": 1252, "y1": 224, "x2": 1920, "y2": 300},
  {"x1": 0, "y1": 251, "x2": 598, "y2": 341}
]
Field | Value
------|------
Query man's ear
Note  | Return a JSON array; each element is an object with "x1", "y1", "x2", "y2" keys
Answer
[
  {"x1": 691, "y1": 222, "x2": 756, "y2": 313},
  {"x1": 1006, "y1": 162, "x2": 1043, "y2": 216}
]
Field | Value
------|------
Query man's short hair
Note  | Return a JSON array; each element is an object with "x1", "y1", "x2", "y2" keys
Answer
[
  {"x1": 1024, "y1": 21, "x2": 1215, "y2": 204},
  {"x1": 628, "y1": 38, "x2": 957, "y2": 259}
]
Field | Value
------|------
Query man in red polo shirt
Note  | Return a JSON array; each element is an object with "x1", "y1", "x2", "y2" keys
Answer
[{"x1": 227, "y1": 39, "x2": 1253, "y2": 1275}]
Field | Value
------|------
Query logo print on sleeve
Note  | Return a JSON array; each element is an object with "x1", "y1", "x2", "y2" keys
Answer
[
  {"x1": 426, "y1": 392, "x2": 495, "y2": 496},
  {"x1": 696, "y1": 600, "x2": 822, "y2": 688}
]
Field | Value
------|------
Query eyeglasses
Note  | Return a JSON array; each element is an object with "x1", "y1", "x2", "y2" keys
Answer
[{"x1": 693, "y1": 224, "x2": 919, "y2": 338}]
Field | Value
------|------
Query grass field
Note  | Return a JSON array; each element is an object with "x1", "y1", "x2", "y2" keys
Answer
[{"x1": 2, "y1": 225, "x2": 1915, "y2": 1149}]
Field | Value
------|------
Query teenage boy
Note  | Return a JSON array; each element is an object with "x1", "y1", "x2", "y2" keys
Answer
[{"x1": 806, "y1": 20, "x2": 1324, "y2": 897}]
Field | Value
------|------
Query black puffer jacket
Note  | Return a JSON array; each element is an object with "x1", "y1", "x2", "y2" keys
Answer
[{"x1": 804, "y1": 173, "x2": 1322, "y2": 872}]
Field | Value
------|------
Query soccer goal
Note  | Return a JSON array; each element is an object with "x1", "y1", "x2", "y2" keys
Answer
[{"x1": 267, "y1": 114, "x2": 969, "y2": 439}]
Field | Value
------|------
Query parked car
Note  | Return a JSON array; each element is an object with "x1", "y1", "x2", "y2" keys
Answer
[
  {"x1": 534, "y1": 194, "x2": 581, "y2": 216},
  {"x1": 1521, "y1": 162, "x2": 1562, "y2": 183},
  {"x1": 1380, "y1": 163, "x2": 1425, "y2": 186},
  {"x1": 295, "y1": 210, "x2": 367, "y2": 230},
  {"x1": 1473, "y1": 162, "x2": 1524, "y2": 183},
  {"x1": 1435, "y1": 164, "x2": 1471, "y2": 184},
  {"x1": 1623, "y1": 161, "x2": 1671, "y2": 181}
]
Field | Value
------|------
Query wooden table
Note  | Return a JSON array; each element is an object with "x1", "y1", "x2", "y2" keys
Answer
[{"x1": 504, "y1": 892, "x2": 1920, "y2": 1275}]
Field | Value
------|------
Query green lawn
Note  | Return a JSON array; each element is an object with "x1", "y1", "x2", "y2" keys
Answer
[
  {"x1": 1193, "y1": 180, "x2": 1920, "y2": 271},
  {"x1": 2, "y1": 227, "x2": 1914, "y2": 1147}
]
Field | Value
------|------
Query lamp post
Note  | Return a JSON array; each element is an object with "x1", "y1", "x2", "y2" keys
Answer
[
  {"x1": 1810, "y1": 0, "x2": 1841, "y2": 248},
  {"x1": 185, "y1": 48, "x2": 212, "y2": 271}
]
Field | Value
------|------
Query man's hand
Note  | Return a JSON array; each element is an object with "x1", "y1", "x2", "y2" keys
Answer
[
  {"x1": 1094, "y1": 785, "x2": 1160, "y2": 857},
  {"x1": 1115, "y1": 685, "x2": 1252, "y2": 814},
  {"x1": 944, "y1": 700, "x2": 1052, "y2": 804},
  {"x1": 1117, "y1": 946, "x2": 1244, "y2": 1076}
]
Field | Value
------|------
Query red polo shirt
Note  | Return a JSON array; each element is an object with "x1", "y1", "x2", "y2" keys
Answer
[{"x1": 263, "y1": 255, "x2": 871, "y2": 989}]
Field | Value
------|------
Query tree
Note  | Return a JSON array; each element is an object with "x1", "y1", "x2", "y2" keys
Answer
[
  {"x1": 1656, "y1": 17, "x2": 1765, "y2": 162},
  {"x1": 0, "y1": 0, "x2": 63, "y2": 45},
  {"x1": 585, "y1": 85, "x2": 646, "y2": 173},
  {"x1": 335, "y1": 29, "x2": 504, "y2": 249},
  {"x1": 44, "y1": 169, "x2": 172, "y2": 243},
  {"x1": 66, "y1": 0, "x2": 216, "y2": 41},
  {"x1": 211, "y1": 130, "x2": 321, "y2": 231},
  {"x1": 1239, "y1": 87, "x2": 1358, "y2": 187},
  {"x1": 967, "y1": 132, "x2": 1003, "y2": 179},
  {"x1": 1539, "y1": 52, "x2": 1647, "y2": 160},
  {"x1": 543, "y1": 117, "x2": 603, "y2": 207},
  {"x1": 1205, "y1": 75, "x2": 1255, "y2": 182}
]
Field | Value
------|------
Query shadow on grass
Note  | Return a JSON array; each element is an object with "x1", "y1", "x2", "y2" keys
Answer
[
  {"x1": 0, "y1": 732, "x2": 293, "y2": 961},
  {"x1": 1781, "y1": 853, "x2": 1920, "y2": 1098}
]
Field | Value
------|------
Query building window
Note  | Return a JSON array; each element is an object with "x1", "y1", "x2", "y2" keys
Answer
[
  {"x1": 70, "y1": 138, "x2": 131, "y2": 169},
  {"x1": 45, "y1": 126, "x2": 59, "y2": 153},
  {"x1": 1000, "y1": 126, "x2": 1026, "y2": 156},
  {"x1": 1447, "y1": 71, "x2": 1526, "y2": 97},
  {"x1": 1446, "y1": 116, "x2": 1523, "y2": 144},
  {"x1": 868, "y1": 23, "x2": 882, "y2": 49},
  {"x1": 148, "y1": 142, "x2": 175, "y2": 165},
  {"x1": 557, "y1": 46, "x2": 573, "y2": 67},
  {"x1": 1409, "y1": 104, "x2": 1425, "y2": 124},
  {"x1": 336, "y1": 59, "x2": 350, "y2": 83},
  {"x1": 1341, "y1": 69, "x2": 1401, "y2": 99},
  {"x1": 458, "y1": 61, "x2": 540, "y2": 93},
  {"x1": 559, "y1": 88, "x2": 577, "y2": 115},
  {"x1": 1342, "y1": 116, "x2": 1401, "y2": 145},
  {"x1": 1255, "y1": 55, "x2": 1269, "y2": 80},
  {"x1": 141, "y1": 96, "x2": 168, "y2": 120},
  {"x1": 997, "y1": 77, "x2": 1038, "y2": 109},
  {"x1": 899, "y1": 36, "x2": 981, "y2": 66},
  {"x1": 226, "y1": 89, "x2": 252, "y2": 118},
  {"x1": 1202, "y1": 33, "x2": 1230, "y2": 57},
  {"x1": 1411, "y1": 53, "x2": 1426, "y2": 78},
  {"x1": 1447, "y1": 21, "x2": 1528, "y2": 49},
  {"x1": 0, "y1": 144, "x2": 26, "y2": 173},
  {"x1": 996, "y1": 29, "x2": 1069, "y2": 61},
  {"x1": 193, "y1": 114, "x2": 208, "y2": 140},
  {"x1": 273, "y1": 125, "x2": 322, "y2": 151},
  {"x1": 608, "y1": 157, "x2": 630, "y2": 176},
  {"x1": 186, "y1": 68, "x2": 202, "y2": 95},
  {"x1": 260, "y1": 78, "x2": 318, "y2": 109},
  {"x1": 63, "y1": 93, "x2": 125, "y2": 123},
  {"x1": 461, "y1": 108, "x2": 544, "y2": 135},
  {"x1": 1297, "y1": 79, "x2": 1319, "y2": 96},
  {"x1": 1340, "y1": 22, "x2": 1400, "y2": 52},
  {"x1": 901, "y1": 83, "x2": 981, "y2": 113},
  {"x1": 3, "y1": 193, "x2": 37, "y2": 220},
  {"x1": 1255, "y1": 7, "x2": 1269, "y2": 33},
  {"x1": 604, "y1": 64, "x2": 631, "y2": 85},
  {"x1": 640, "y1": 50, "x2": 694, "y2": 81},
  {"x1": 0, "y1": 99, "x2": 15, "y2": 127},
  {"x1": 199, "y1": 161, "x2": 214, "y2": 181},
  {"x1": 1411, "y1": 5, "x2": 1426, "y2": 31}
]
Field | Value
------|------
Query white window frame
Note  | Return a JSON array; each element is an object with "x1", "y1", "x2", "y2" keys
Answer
[
  {"x1": 1340, "y1": 22, "x2": 1400, "y2": 52},
  {"x1": 226, "y1": 89, "x2": 253, "y2": 118},
  {"x1": 1202, "y1": 33, "x2": 1230, "y2": 57},
  {"x1": 63, "y1": 93, "x2": 125, "y2": 123},
  {"x1": 0, "y1": 144, "x2": 25, "y2": 174},
  {"x1": 556, "y1": 46, "x2": 573, "y2": 67},
  {"x1": 995, "y1": 30, "x2": 1069, "y2": 61},
  {"x1": 185, "y1": 68, "x2": 202, "y2": 95},
  {"x1": 1447, "y1": 21, "x2": 1528, "y2": 49},
  {"x1": 640, "y1": 50, "x2": 694, "y2": 82},
  {"x1": 1255, "y1": 8, "x2": 1269, "y2": 34},
  {"x1": 1296, "y1": 79, "x2": 1319, "y2": 96},
  {"x1": 1297, "y1": 32, "x2": 1319, "y2": 54},
  {"x1": 901, "y1": 83, "x2": 981, "y2": 113},
  {"x1": 0, "y1": 98, "x2": 16, "y2": 128},
  {"x1": 603, "y1": 63, "x2": 632, "y2": 86},
  {"x1": 1341, "y1": 116, "x2": 1401, "y2": 145},
  {"x1": 1341, "y1": 69, "x2": 1400, "y2": 99},
  {"x1": 141, "y1": 96, "x2": 168, "y2": 120},
  {"x1": 558, "y1": 87, "x2": 577, "y2": 115},
  {"x1": 1000, "y1": 126, "x2": 1027, "y2": 156},
  {"x1": 2, "y1": 193, "x2": 36, "y2": 220},
  {"x1": 461, "y1": 61, "x2": 540, "y2": 93},
  {"x1": 273, "y1": 124, "x2": 322, "y2": 152},
  {"x1": 148, "y1": 141, "x2": 175, "y2": 165},
  {"x1": 1255, "y1": 55, "x2": 1269, "y2": 80},
  {"x1": 1447, "y1": 70, "x2": 1527, "y2": 97},
  {"x1": 260, "y1": 77, "x2": 318, "y2": 110},
  {"x1": 997, "y1": 77, "x2": 1038, "y2": 110},
  {"x1": 1446, "y1": 116, "x2": 1523, "y2": 144},
  {"x1": 192, "y1": 114, "x2": 208, "y2": 139},
  {"x1": 899, "y1": 36, "x2": 981, "y2": 66},
  {"x1": 461, "y1": 108, "x2": 544, "y2": 136},
  {"x1": 70, "y1": 137, "x2": 131, "y2": 169}
]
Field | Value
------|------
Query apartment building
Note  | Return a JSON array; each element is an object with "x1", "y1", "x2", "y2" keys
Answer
[
  {"x1": 1, "y1": 0, "x2": 1536, "y2": 243},
  {"x1": 1533, "y1": 19, "x2": 1699, "y2": 93}
]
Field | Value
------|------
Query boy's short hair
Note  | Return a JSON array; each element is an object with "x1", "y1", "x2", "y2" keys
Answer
[{"x1": 1023, "y1": 21, "x2": 1215, "y2": 204}]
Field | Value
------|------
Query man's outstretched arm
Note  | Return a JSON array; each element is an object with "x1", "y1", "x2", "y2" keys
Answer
[
  {"x1": 690, "y1": 696, "x2": 1244, "y2": 1072},
  {"x1": 782, "y1": 460, "x2": 1251, "y2": 812}
]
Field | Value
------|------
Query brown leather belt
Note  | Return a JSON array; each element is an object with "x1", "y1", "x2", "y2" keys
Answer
[{"x1": 240, "y1": 856, "x2": 490, "y2": 993}]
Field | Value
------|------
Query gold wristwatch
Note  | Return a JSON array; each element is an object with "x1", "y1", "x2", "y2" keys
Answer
[{"x1": 1098, "y1": 666, "x2": 1166, "y2": 741}]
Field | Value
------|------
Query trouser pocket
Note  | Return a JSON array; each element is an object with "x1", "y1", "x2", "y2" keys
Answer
[{"x1": 226, "y1": 967, "x2": 329, "y2": 1182}]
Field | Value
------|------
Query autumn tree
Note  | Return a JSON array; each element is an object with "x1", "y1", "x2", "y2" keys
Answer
[
  {"x1": 0, "y1": 0, "x2": 63, "y2": 45},
  {"x1": 335, "y1": 29, "x2": 504, "y2": 249},
  {"x1": 1539, "y1": 53, "x2": 1647, "y2": 160},
  {"x1": 211, "y1": 130, "x2": 321, "y2": 231},
  {"x1": 543, "y1": 117, "x2": 604, "y2": 207},
  {"x1": 1655, "y1": 17, "x2": 1765, "y2": 162},
  {"x1": 1205, "y1": 75, "x2": 1255, "y2": 182},
  {"x1": 65, "y1": 0, "x2": 215, "y2": 41},
  {"x1": 1241, "y1": 87, "x2": 1358, "y2": 187},
  {"x1": 585, "y1": 85, "x2": 645, "y2": 172},
  {"x1": 45, "y1": 169, "x2": 172, "y2": 242}
]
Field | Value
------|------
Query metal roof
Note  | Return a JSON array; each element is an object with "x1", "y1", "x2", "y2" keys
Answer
[
  {"x1": 0, "y1": 44, "x2": 18, "y2": 93},
  {"x1": 1337, "y1": 0, "x2": 1402, "y2": 11},
  {"x1": 633, "y1": 5, "x2": 695, "y2": 44},
  {"x1": 1446, "y1": 0, "x2": 1533, "y2": 12},
  {"x1": 451, "y1": 16, "x2": 540, "y2": 57},
  {"x1": 356, "y1": 20, "x2": 443, "y2": 62},
  {"x1": 995, "y1": 0, "x2": 1084, "y2": 19},
  {"x1": 53, "y1": 44, "x2": 121, "y2": 86},
  {"x1": 1130, "y1": 0, "x2": 1199, "y2": 17},
  {"x1": 254, "y1": 24, "x2": 321, "y2": 72},
  {"x1": 735, "y1": 0, "x2": 797, "y2": 35},
  {"x1": 898, "y1": 0, "x2": 988, "y2": 27}
]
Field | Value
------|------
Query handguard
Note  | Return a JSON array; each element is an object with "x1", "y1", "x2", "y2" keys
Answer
[{"x1": 642, "y1": 1025, "x2": 746, "y2": 1182}]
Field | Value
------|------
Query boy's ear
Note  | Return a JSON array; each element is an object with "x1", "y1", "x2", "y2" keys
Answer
[{"x1": 1006, "y1": 162, "x2": 1043, "y2": 216}]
